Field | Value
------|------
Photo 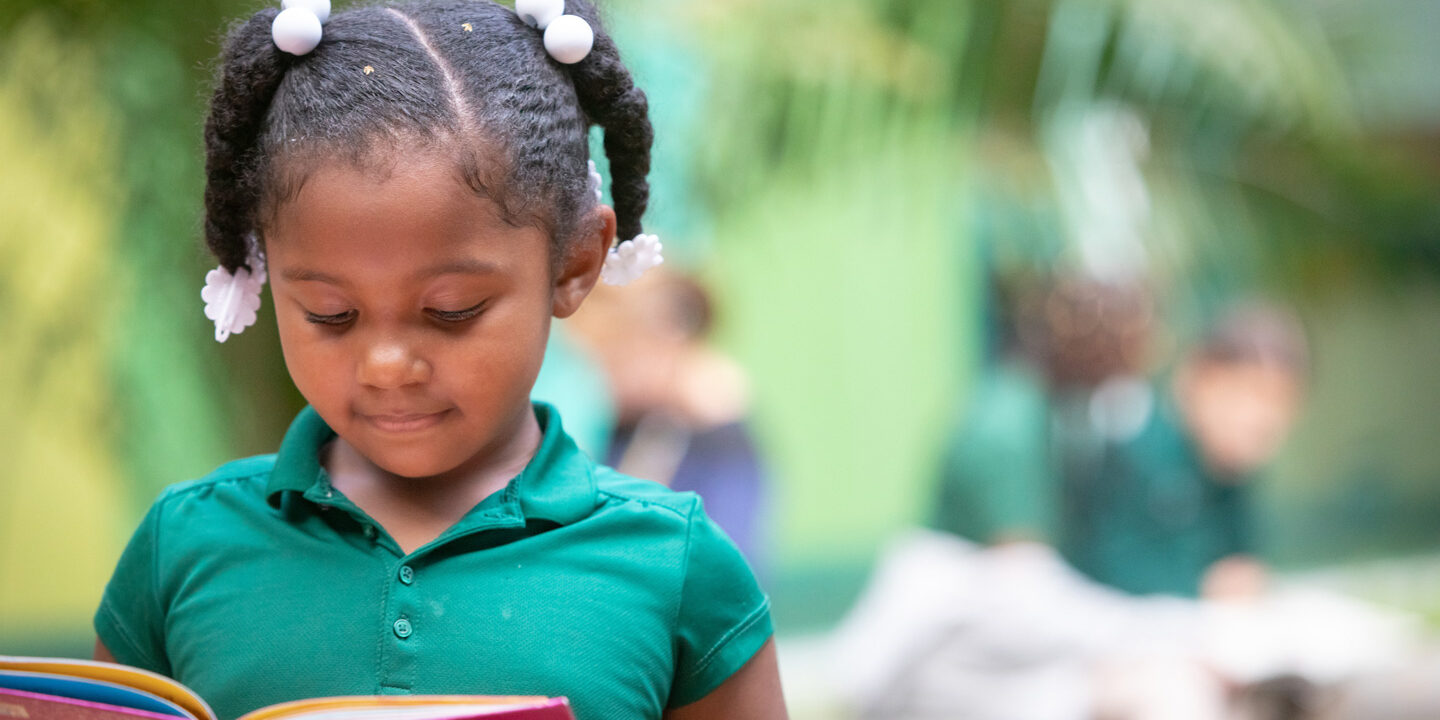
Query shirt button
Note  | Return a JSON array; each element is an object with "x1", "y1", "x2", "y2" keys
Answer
[
  {"x1": 363, "y1": 525, "x2": 377, "y2": 540},
  {"x1": 393, "y1": 617, "x2": 413, "y2": 639},
  {"x1": 398, "y1": 565, "x2": 415, "y2": 585}
]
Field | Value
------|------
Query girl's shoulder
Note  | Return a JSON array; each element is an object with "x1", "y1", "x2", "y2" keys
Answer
[
  {"x1": 590, "y1": 464, "x2": 705, "y2": 520},
  {"x1": 143, "y1": 453, "x2": 280, "y2": 520}
]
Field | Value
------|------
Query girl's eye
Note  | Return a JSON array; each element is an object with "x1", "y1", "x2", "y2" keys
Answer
[
  {"x1": 427, "y1": 301, "x2": 486, "y2": 323},
  {"x1": 304, "y1": 309, "x2": 357, "y2": 326}
]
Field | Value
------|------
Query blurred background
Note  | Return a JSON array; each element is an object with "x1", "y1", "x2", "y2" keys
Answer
[{"x1": 2, "y1": 0, "x2": 1439, "y2": 717}]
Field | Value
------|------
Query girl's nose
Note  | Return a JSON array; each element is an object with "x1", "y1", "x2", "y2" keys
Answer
[{"x1": 357, "y1": 340, "x2": 432, "y2": 389}]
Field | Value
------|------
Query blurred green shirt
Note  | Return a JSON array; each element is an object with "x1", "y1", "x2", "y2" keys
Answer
[
  {"x1": 1056, "y1": 399, "x2": 1255, "y2": 597},
  {"x1": 932, "y1": 363, "x2": 1058, "y2": 544},
  {"x1": 96, "y1": 404, "x2": 771, "y2": 720},
  {"x1": 933, "y1": 367, "x2": 1254, "y2": 597}
]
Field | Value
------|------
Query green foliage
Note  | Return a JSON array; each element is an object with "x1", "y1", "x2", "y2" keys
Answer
[
  {"x1": 0, "y1": 2, "x2": 289, "y2": 648},
  {"x1": 658, "y1": 0, "x2": 988, "y2": 567},
  {"x1": 0, "y1": 16, "x2": 127, "y2": 635},
  {"x1": 102, "y1": 34, "x2": 234, "y2": 506},
  {"x1": 711, "y1": 134, "x2": 975, "y2": 561}
]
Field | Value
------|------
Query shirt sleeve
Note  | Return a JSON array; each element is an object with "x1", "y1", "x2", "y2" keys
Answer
[
  {"x1": 94, "y1": 495, "x2": 172, "y2": 676},
  {"x1": 668, "y1": 499, "x2": 773, "y2": 708}
]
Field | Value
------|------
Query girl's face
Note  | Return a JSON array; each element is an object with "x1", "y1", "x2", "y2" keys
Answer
[{"x1": 265, "y1": 151, "x2": 609, "y2": 480}]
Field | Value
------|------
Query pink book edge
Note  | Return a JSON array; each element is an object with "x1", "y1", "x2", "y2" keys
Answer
[
  {"x1": 0, "y1": 687, "x2": 186, "y2": 720},
  {"x1": 436, "y1": 696, "x2": 574, "y2": 720}
]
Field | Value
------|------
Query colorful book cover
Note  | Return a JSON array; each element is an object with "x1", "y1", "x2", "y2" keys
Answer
[{"x1": 0, "y1": 657, "x2": 573, "y2": 720}]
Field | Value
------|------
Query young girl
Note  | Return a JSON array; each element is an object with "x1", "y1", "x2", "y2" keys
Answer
[{"x1": 92, "y1": 2, "x2": 785, "y2": 718}]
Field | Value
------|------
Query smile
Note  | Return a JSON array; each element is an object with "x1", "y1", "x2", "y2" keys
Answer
[{"x1": 362, "y1": 410, "x2": 450, "y2": 433}]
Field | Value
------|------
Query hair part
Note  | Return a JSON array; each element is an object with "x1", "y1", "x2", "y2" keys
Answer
[{"x1": 203, "y1": 0, "x2": 652, "y2": 273}]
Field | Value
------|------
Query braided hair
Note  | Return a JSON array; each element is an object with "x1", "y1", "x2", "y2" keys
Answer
[{"x1": 203, "y1": 0, "x2": 652, "y2": 274}]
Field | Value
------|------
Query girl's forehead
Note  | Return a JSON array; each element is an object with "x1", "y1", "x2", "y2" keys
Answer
[
  {"x1": 265, "y1": 136, "x2": 530, "y2": 234},
  {"x1": 276, "y1": 145, "x2": 492, "y2": 213},
  {"x1": 266, "y1": 152, "x2": 547, "y2": 262}
]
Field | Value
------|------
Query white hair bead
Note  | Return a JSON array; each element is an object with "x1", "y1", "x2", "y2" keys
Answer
[
  {"x1": 272, "y1": 7, "x2": 323, "y2": 55},
  {"x1": 281, "y1": 0, "x2": 330, "y2": 25},
  {"x1": 543, "y1": 14, "x2": 594, "y2": 65},
  {"x1": 516, "y1": 0, "x2": 565, "y2": 29},
  {"x1": 600, "y1": 234, "x2": 663, "y2": 286}
]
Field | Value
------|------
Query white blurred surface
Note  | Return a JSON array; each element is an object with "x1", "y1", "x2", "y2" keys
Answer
[{"x1": 778, "y1": 530, "x2": 1430, "y2": 720}]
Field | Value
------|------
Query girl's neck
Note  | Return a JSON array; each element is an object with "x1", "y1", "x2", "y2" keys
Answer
[{"x1": 322, "y1": 407, "x2": 544, "y2": 554}]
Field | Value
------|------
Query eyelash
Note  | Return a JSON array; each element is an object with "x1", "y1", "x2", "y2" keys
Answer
[
  {"x1": 302, "y1": 302, "x2": 487, "y2": 326},
  {"x1": 304, "y1": 310, "x2": 356, "y2": 326},
  {"x1": 427, "y1": 301, "x2": 487, "y2": 323}
]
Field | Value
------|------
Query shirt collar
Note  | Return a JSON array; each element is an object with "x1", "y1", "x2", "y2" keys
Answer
[{"x1": 266, "y1": 403, "x2": 598, "y2": 526}]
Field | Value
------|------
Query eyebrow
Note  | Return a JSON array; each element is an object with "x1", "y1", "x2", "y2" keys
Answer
[
  {"x1": 417, "y1": 259, "x2": 502, "y2": 278},
  {"x1": 281, "y1": 268, "x2": 346, "y2": 284},
  {"x1": 280, "y1": 259, "x2": 501, "y2": 284}
]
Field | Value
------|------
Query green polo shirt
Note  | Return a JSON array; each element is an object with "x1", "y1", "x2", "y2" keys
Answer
[
  {"x1": 1057, "y1": 400, "x2": 1256, "y2": 597},
  {"x1": 95, "y1": 404, "x2": 771, "y2": 720}
]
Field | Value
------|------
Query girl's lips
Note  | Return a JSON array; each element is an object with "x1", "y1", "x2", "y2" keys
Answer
[{"x1": 363, "y1": 409, "x2": 449, "y2": 433}]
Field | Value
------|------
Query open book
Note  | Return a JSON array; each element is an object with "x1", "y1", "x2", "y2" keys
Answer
[{"x1": 0, "y1": 656, "x2": 574, "y2": 720}]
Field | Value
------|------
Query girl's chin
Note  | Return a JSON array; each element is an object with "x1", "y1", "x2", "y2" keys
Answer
[
  {"x1": 340, "y1": 440, "x2": 467, "y2": 481},
  {"x1": 368, "y1": 455, "x2": 466, "y2": 481}
]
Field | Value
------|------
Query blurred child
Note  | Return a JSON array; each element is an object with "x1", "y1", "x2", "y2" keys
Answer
[
  {"x1": 1060, "y1": 302, "x2": 1308, "y2": 598},
  {"x1": 567, "y1": 269, "x2": 770, "y2": 571},
  {"x1": 933, "y1": 275, "x2": 1157, "y2": 548}
]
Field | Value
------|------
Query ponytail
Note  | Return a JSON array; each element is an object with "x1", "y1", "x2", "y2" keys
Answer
[
  {"x1": 203, "y1": 8, "x2": 292, "y2": 273},
  {"x1": 563, "y1": 0, "x2": 653, "y2": 242}
]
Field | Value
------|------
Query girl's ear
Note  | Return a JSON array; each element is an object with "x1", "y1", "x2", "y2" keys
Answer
[{"x1": 552, "y1": 204, "x2": 616, "y2": 319}]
